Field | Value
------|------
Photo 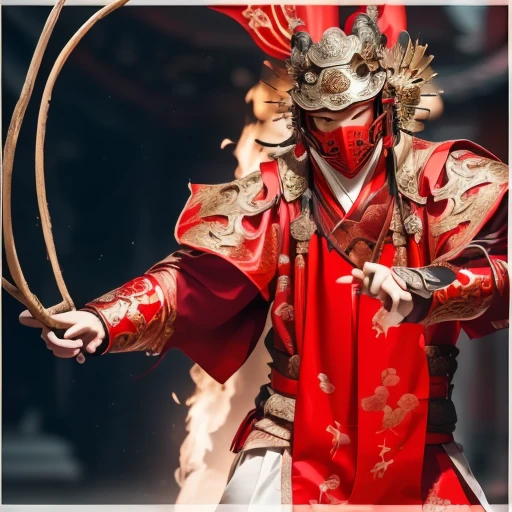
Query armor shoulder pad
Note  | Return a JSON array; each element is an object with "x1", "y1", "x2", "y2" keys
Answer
[{"x1": 175, "y1": 166, "x2": 281, "y2": 297}]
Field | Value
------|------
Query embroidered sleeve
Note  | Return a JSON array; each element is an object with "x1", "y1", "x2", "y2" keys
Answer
[
  {"x1": 422, "y1": 263, "x2": 505, "y2": 327},
  {"x1": 82, "y1": 249, "x2": 270, "y2": 383},
  {"x1": 83, "y1": 255, "x2": 179, "y2": 355},
  {"x1": 418, "y1": 151, "x2": 509, "y2": 332}
]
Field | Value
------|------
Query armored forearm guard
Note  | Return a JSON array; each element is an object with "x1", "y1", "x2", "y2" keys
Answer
[
  {"x1": 83, "y1": 272, "x2": 176, "y2": 355},
  {"x1": 392, "y1": 259, "x2": 508, "y2": 326}
]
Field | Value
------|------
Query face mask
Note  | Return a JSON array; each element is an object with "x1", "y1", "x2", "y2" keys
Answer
[{"x1": 305, "y1": 109, "x2": 377, "y2": 178}]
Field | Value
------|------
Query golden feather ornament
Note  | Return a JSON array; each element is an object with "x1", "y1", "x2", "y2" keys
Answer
[{"x1": 380, "y1": 31, "x2": 441, "y2": 133}]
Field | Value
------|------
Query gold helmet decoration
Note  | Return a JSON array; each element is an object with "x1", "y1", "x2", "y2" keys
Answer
[
  {"x1": 288, "y1": 7, "x2": 386, "y2": 111},
  {"x1": 286, "y1": 6, "x2": 441, "y2": 133},
  {"x1": 380, "y1": 32, "x2": 440, "y2": 133}
]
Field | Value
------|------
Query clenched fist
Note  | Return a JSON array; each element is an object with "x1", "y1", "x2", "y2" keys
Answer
[{"x1": 19, "y1": 310, "x2": 106, "y2": 363}]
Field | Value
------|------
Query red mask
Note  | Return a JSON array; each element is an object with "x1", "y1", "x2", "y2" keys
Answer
[{"x1": 305, "y1": 111, "x2": 378, "y2": 178}]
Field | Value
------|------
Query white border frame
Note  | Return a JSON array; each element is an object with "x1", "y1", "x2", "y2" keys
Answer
[{"x1": 0, "y1": 1, "x2": 510, "y2": 511}]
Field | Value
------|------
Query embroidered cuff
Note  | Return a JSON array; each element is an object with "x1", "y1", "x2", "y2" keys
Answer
[{"x1": 84, "y1": 274, "x2": 176, "y2": 355}]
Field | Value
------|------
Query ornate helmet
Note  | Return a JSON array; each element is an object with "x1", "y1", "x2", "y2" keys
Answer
[
  {"x1": 215, "y1": 5, "x2": 440, "y2": 135},
  {"x1": 288, "y1": 7, "x2": 387, "y2": 112}
]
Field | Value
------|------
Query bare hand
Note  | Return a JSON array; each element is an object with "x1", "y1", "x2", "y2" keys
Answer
[
  {"x1": 338, "y1": 262, "x2": 414, "y2": 319},
  {"x1": 19, "y1": 310, "x2": 106, "y2": 362}
]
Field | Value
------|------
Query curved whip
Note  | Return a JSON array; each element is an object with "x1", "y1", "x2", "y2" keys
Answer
[{"x1": 2, "y1": 0, "x2": 131, "y2": 330}]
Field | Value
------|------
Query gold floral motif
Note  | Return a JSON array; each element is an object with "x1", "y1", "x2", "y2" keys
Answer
[
  {"x1": 98, "y1": 278, "x2": 156, "y2": 332},
  {"x1": 88, "y1": 261, "x2": 179, "y2": 356},
  {"x1": 370, "y1": 440, "x2": 394, "y2": 479},
  {"x1": 326, "y1": 421, "x2": 351, "y2": 458},
  {"x1": 296, "y1": 243, "x2": 309, "y2": 256},
  {"x1": 274, "y1": 302, "x2": 294, "y2": 321},
  {"x1": 318, "y1": 373, "x2": 336, "y2": 394},
  {"x1": 278, "y1": 254, "x2": 290, "y2": 266},
  {"x1": 313, "y1": 474, "x2": 343, "y2": 505},
  {"x1": 362, "y1": 385, "x2": 389, "y2": 412},
  {"x1": 390, "y1": 206, "x2": 404, "y2": 235},
  {"x1": 362, "y1": 368, "x2": 419, "y2": 434},
  {"x1": 381, "y1": 368, "x2": 400, "y2": 387},
  {"x1": 380, "y1": 394, "x2": 419, "y2": 432}
]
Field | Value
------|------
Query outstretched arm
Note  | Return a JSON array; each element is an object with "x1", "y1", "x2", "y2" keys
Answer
[{"x1": 20, "y1": 249, "x2": 270, "y2": 383}]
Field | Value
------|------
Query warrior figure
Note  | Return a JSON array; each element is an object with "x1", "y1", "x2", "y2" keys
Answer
[{"x1": 19, "y1": 5, "x2": 508, "y2": 508}]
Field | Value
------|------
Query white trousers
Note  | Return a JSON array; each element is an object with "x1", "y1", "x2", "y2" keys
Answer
[
  {"x1": 215, "y1": 443, "x2": 492, "y2": 511},
  {"x1": 217, "y1": 448, "x2": 284, "y2": 510}
]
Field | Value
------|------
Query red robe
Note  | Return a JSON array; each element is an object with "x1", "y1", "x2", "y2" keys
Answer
[{"x1": 85, "y1": 136, "x2": 508, "y2": 506}]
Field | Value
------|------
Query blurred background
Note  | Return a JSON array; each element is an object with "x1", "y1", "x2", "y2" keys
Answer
[{"x1": 2, "y1": 4, "x2": 508, "y2": 505}]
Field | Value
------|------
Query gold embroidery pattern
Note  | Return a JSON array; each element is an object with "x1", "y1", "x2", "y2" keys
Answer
[
  {"x1": 242, "y1": 6, "x2": 271, "y2": 30},
  {"x1": 263, "y1": 392, "x2": 296, "y2": 422},
  {"x1": 290, "y1": 208, "x2": 317, "y2": 242},
  {"x1": 274, "y1": 302, "x2": 294, "y2": 321},
  {"x1": 94, "y1": 279, "x2": 155, "y2": 333},
  {"x1": 278, "y1": 254, "x2": 290, "y2": 265},
  {"x1": 278, "y1": 158, "x2": 308, "y2": 202},
  {"x1": 326, "y1": 421, "x2": 351, "y2": 458},
  {"x1": 424, "y1": 481, "x2": 452, "y2": 512},
  {"x1": 404, "y1": 213, "x2": 422, "y2": 244},
  {"x1": 395, "y1": 135, "x2": 442, "y2": 205},
  {"x1": 242, "y1": 429, "x2": 290, "y2": 452},
  {"x1": 370, "y1": 440, "x2": 394, "y2": 479},
  {"x1": 277, "y1": 275, "x2": 290, "y2": 293},
  {"x1": 287, "y1": 354, "x2": 300, "y2": 379},
  {"x1": 424, "y1": 270, "x2": 494, "y2": 326},
  {"x1": 310, "y1": 474, "x2": 343, "y2": 506},
  {"x1": 362, "y1": 368, "x2": 419, "y2": 478},
  {"x1": 390, "y1": 206, "x2": 408, "y2": 266},
  {"x1": 180, "y1": 171, "x2": 277, "y2": 258},
  {"x1": 430, "y1": 152, "x2": 508, "y2": 261},
  {"x1": 87, "y1": 263, "x2": 178, "y2": 355},
  {"x1": 254, "y1": 417, "x2": 292, "y2": 441},
  {"x1": 318, "y1": 373, "x2": 336, "y2": 394},
  {"x1": 281, "y1": 448, "x2": 293, "y2": 505}
]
